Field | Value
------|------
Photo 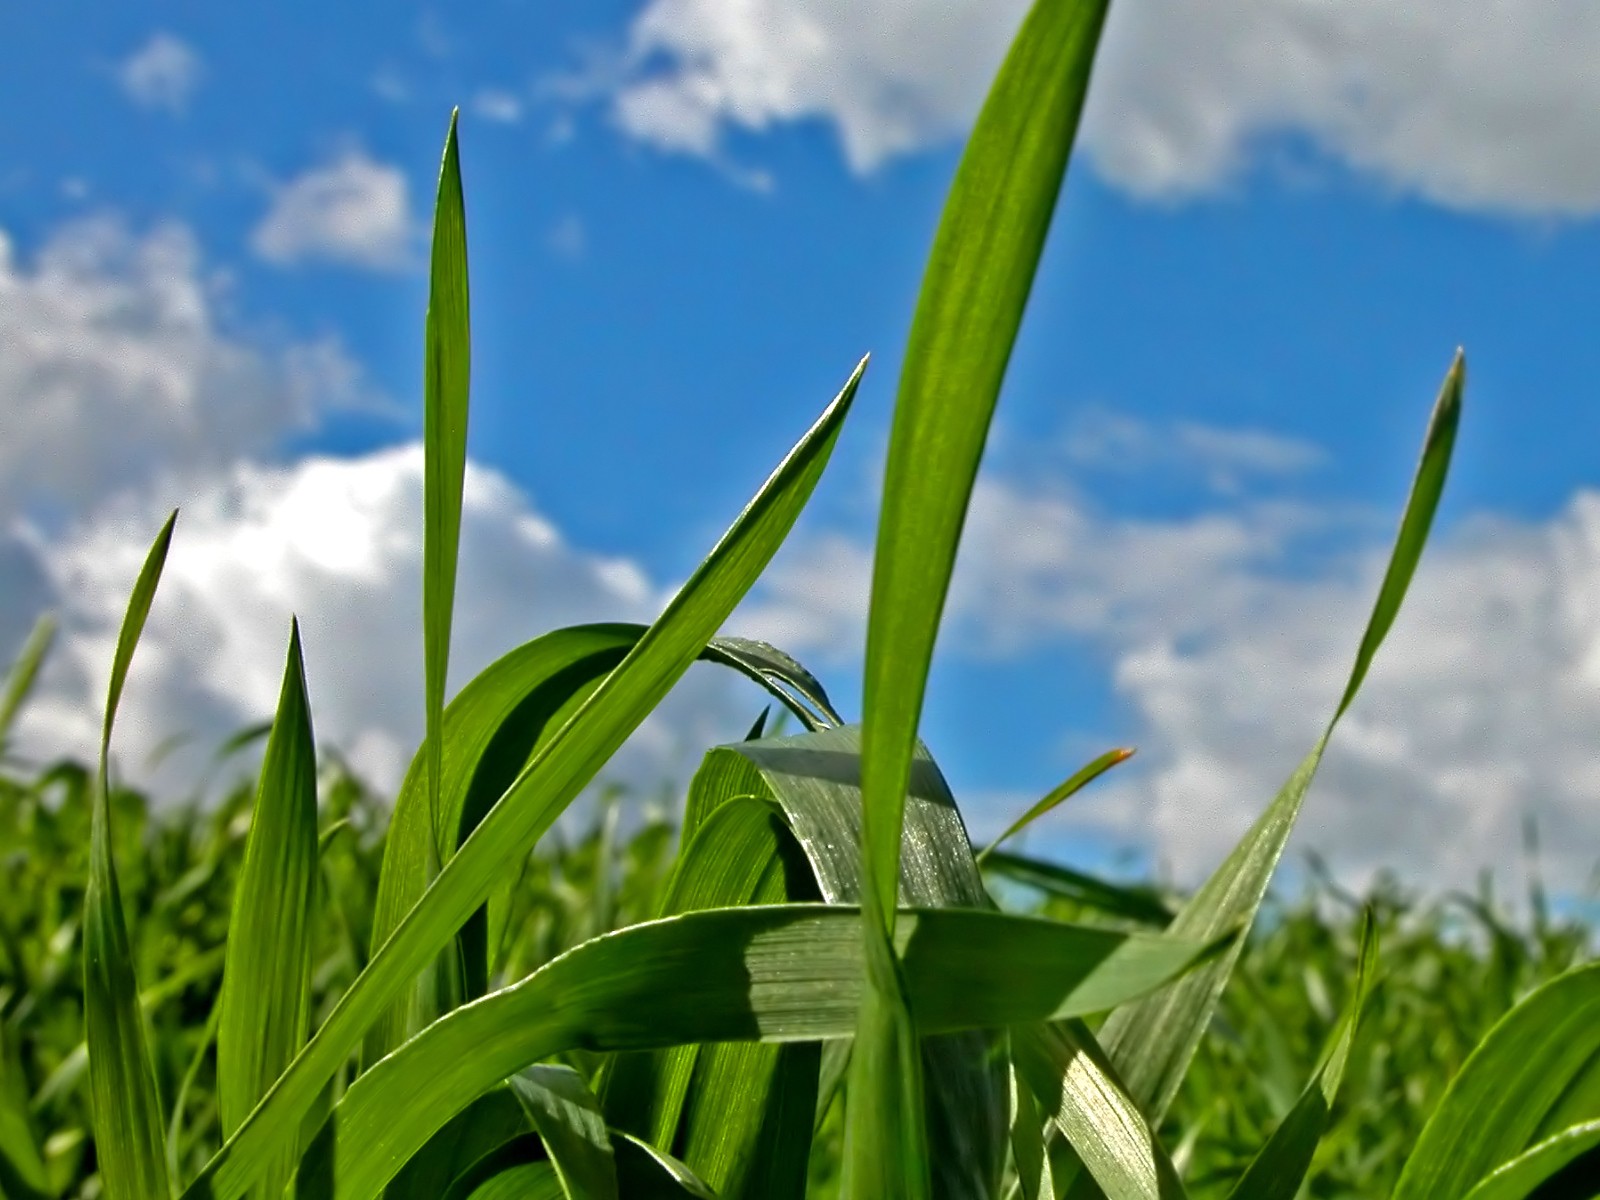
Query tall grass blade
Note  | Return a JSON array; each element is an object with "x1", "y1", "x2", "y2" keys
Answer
[
  {"x1": 850, "y1": 3, "x2": 1108, "y2": 1190},
  {"x1": 183, "y1": 361, "x2": 865, "y2": 1200},
  {"x1": 423, "y1": 108, "x2": 471, "y2": 846},
  {"x1": 0, "y1": 613, "x2": 55, "y2": 753},
  {"x1": 1090, "y1": 354, "x2": 1463, "y2": 1128},
  {"x1": 1394, "y1": 961, "x2": 1600, "y2": 1200},
  {"x1": 976, "y1": 748, "x2": 1133, "y2": 865},
  {"x1": 287, "y1": 904, "x2": 1217, "y2": 1200},
  {"x1": 1224, "y1": 908, "x2": 1378, "y2": 1200},
  {"x1": 0, "y1": 1031, "x2": 49, "y2": 1200},
  {"x1": 84, "y1": 510, "x2": 176, "y2": 1200},
  {"x1": 216, "y1": 620, "x2": 319, "y2": 1199}
]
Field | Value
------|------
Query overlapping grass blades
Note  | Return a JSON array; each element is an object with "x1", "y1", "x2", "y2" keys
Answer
[
  {"x1": 216, "y1": 620, "x2": 319, "y2": 1200},
  {"x1": 366, "y1": 625, "x2": 851, "y2": 1066},
  {"x1": 84, "y1": 511, "x2": 176, "y2": 1200},
  {"x1": 849, "y1": 2, "x2": 1109, "y2": 1193},
  {"x1": 181, "y1": 360, "x2": 866, "y2": 1196},
  {"x1": 288, "y1": 904, "x2": 1215, "y2": 1199}
]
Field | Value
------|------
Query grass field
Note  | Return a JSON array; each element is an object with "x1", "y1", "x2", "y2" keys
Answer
[
  {"x1": 0, "y1": 744, "x2": 1592, "y2": 1198},
  {"x1": 6, "y1": 1, "x2": 1600, "y2": 1197}
]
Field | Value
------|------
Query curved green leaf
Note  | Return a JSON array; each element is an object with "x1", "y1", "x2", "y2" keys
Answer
[
  {"x1": 216, "y1": 620, "x2": 320, "y2": 1200},
  {"x1": 1395, "y1": 961, "x2": 1600, "y2": 1200},
  {"x1": 509, "y1": 1066, "x2": 616, "y2": 1200},
  {"x1": 84, "y1": 510, "x2": 176, "y2": 1200},
  {"x1": 980, "y1": 851, "x2": 1172, "y2": 928},
  {"x1": 286, "y1": 905, "x2": 1216, "y2": 1200},
  {"x1": 1460, "y1": 1121, "x2": 1600, "y2": 1200},
  {"x1": 182, "y1": 359, "x2": 864, "y2": 1200},
  {"x1": 442, "y1": 1137, "x2": 563, "y2": 1200}
]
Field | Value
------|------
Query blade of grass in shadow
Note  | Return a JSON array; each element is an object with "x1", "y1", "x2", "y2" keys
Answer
[
  {"x1": 509, "y1": 1066, "x2": 618, "y2": 1200},
  {"x1": 849, "y1": 3, "x2": 1109, "y2": 1193},
  {"x1": 1459, "y1": 1121, "x2": 1600, "y2": 1200},
  {"x1": 1394, "y1": 960, "x2": 1600, "y2": 1200},
  {"x1": 0, "y1": 1030, "x2": 49, "y2": 1200},
  {"x1": 1224, "y1": 908, "x2": 1378, "y2": 1200},
  {"x1": 594, "y1": 772, "x2": 820, "y2": 1200},
  {"x1": 289, "y1": 905, "x2": 1220, "y2": 1200},
  {"x1": 975, "y1": 748, "x2": 1133, "y2": 865},
  {"x1": 1088, "y1": 353, "x2": 1463, "y2": 1133},
  {"x1": 980, "y1": 851, "x2": 1173, "y2": 927},
  {"x1": 84, "y1": 510, "x2": 176, "y2": 1200},
  {"x1": 718, "y1": 725, "x2": 1009, "y2": 1200},
  {"x1": 216, "y1": 619, "x2": 319, "y2": 1200},
  {"x1": 423, "y1": 108, "x2": 470, "y2": 853},
  {"x1": 0, "y1": 612, "x2": 55, "y2": 753},
  {"x1": 182, "y1": 360, "x2": 865, "y2": 1200},
  {"x1": 441, "y1": 1137, "x2": 564, "y2": 1200}
]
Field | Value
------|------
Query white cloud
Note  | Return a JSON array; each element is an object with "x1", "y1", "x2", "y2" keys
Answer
[
  {"x1": 474, "y1": 89, "x2": 525, "y2": 124},
  {"x1": 116, "y1": 33, "x2": 204, "y2": 115},
  {"x1": 8, "y1": 447, "x2": 760, "y2": 797},
  {"x1": 0, "y1": 217, "x2": 372, "y2": 523},
  {"x1": 546, "y1": 214, "x2": 586, "y2": 260},
  {"x1": 602, "y1": 1, "x2": 1600, "y2": 216},
  {"x1": 737, "y1": 454, "x2": 1600, "y2": 895},
  {"x1": 1061, "y1": 409, "x2": 1324, "y2": 496},
  {"x1": 252, "y1": 152, "x2": 418, "y2": 272}
]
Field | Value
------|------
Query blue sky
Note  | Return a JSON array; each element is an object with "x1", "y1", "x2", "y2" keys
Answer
[{"x1": 6, "y1": 1, "x2": 1600, "y2": 895}]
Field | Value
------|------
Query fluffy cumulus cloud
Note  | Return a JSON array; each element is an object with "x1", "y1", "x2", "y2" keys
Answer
[
  {"x1": 116, "y1": 33, "x2": 204, "y2": 114},
  {"x1": 0, "y1": 218, "x2": 371, "y2": 522},
  {"x1": 8, "y1": 448, "x2": 763, "y2": 797},
  {"x1": 737, "y1": 447, "x2": 1600, "y2": 895},
  {"x1": 252, "y1": 152, "x2": 418, "y2": 272},
  {"x1": 605, "y1": 0, "x2": 1600, "y2": 216}
]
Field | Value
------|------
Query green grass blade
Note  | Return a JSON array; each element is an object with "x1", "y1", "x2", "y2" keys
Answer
[
  {"x1": 1012, "y1": 1021, "x2": 1187, "y2": 1200},
  {"x1": 84, "y1": 510, "x2": 176, "y2": 1200},
  {"x1": 216, "y1": 620, "x2": 319, "y2": 1198},
  {"x1": 288, "y1": 904, "x2": 1216, "y2": 1200},
  {"x1": 509, "y1": 1066, "x2": 618, "y2": 1200},
  {"x1": 1092, "y1": 355, "x2": 1463, "y2": 1126},
  {"x1": 1394, "y1": 961, "x2": 1600, "y2": 1200},
  {"x1": 1460, "y1": 1121, "x2": 1600, "y2": 1200},
  {"x1": 423, "y1": 108, "x2": 471, "y2": 846},
  {"x1": 707, "y1": 637, "x2": 844, "y2": 729},
  {"x1": 1224, "y1": 908, "x2": 1378, "y2": 1200},
  {"x1": 1008, "y1": 1062, "x2": 1054, "y2": 1200},
  {"x1": 850, "y1": 4, "x2": 1108, "y2": 1190},
  {"x1": 975, "y1": 748, "x2": 1133, "y2": 865},
  {"x1": 980, "y1": 851, "x2": 1173, "y2": 927},
  {"x1": 0, "y1": 612, "x2": 56, "y2": 753},
  {"x1": 182, "y1": 362, "x2": 864, "y2": 1200}
]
